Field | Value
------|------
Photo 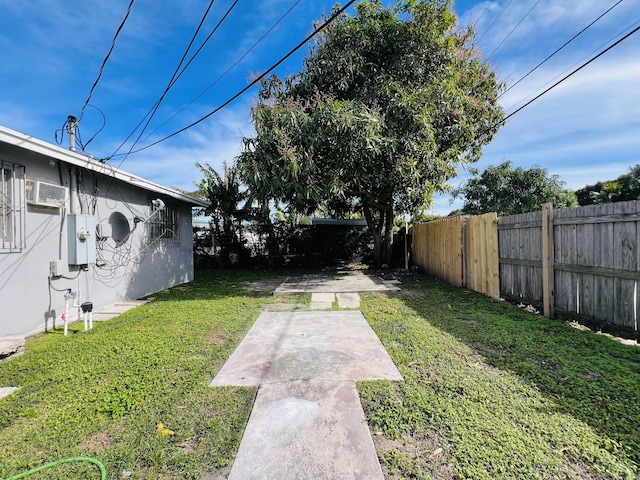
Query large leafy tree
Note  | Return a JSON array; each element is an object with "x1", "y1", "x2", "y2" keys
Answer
[
  {"x1": 453, "y1": 161, "x2": 577, "y2": 216},
  {"x1": 238, "y1": 0, "x2": 504, "y2": 265},
  {"x1": 576, "y1": 164, "x2": 640, "y2": 205}
]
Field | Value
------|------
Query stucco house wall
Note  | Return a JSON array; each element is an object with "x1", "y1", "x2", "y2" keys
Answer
[{"x1": 0, "y1": 125, "x2": 207, "y2": 337}]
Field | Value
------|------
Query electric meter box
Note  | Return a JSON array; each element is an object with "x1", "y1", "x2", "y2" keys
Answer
[{"x1": 68, "y1": 214, "x2": 96, "y2": 265}]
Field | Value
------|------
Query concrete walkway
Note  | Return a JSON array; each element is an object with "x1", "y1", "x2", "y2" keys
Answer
[
  {"x1": 210, "y1": 273, "x2": 402, "y2": 479},
  {"x1": 274, "y1": 271, "x2": 400, "y2": 295}
]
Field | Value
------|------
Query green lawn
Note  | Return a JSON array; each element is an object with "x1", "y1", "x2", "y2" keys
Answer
[
  {"x1": 0, "y1": 269, "x2": 638, "y2": 479},
  {"x1": 358, "y1": 276, "x2": 640, "y2": 479}
]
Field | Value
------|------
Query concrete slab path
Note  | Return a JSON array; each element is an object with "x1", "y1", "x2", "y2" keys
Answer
[
  {"x1": 274, "y1": 271, "x2": 399, "y2": 295},
  {"x1": 210, "y1": 310, "x2": 402, "y2": 479},
  {"x1": 310, "y1": 292, "x2": 335, "y2": 310},
  {"x1": 0, "y1": 337, "x2": 24, "y2": 358},
  {"x1": 210, "y1": 311, "x2": 402, "y2": 386},
  {"x1": 228, "y1": 380, "x2": 383, "y2": 480}
]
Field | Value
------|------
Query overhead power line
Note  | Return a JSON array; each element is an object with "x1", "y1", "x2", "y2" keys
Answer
[
  {"x1": 502, "y1": 22, "x2": 640, "y2": 124},
  {"x1": 487, "y1": 0, "x2": 542, "y2": 60},
  {"x1": 141, "y1": 0, "x2": 304, "y2": 145},
  {"x1": 477, "y1": 0, "x2": 513, "y2": 43},
  {"x1": 506, "y1": 16, "x2": 639, "y2": 114},
  {"x1": 111, "y1": 0, "x2": 241, "y2": 159},
  {"x1": 500, "y1": 0, "x2": 624, "y2": 98},
  {"x1": 475, "y1": 1, "x2": 494, "y2": 25},
  {"x1": 78, "y1": 0, "x2": 136, "y2": 122},
  {"x1": 122, "y1": 0, "x2": 358, "y2": 156}
]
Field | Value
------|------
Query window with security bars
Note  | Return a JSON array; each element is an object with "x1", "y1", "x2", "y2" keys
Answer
[
  {"x1": 148, "y1": 203, "x2": 180, "y2": 244},
  {"x1": 1, "y1": 160, "x2": 26, "y2": 252}
]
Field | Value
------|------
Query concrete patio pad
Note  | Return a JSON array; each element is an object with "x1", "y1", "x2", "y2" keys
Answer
[
  {"x1": 310, "y1": 292, "x2": 335, "y2": 310},
  {"x1": 90, "y1": 300, "x2": 150, "y2": 322},
  {"x1": 273, "y1": 271, "x2": 399, "y2": 295},
  {"x1": 337, "y1": 292, "x2": 361, "y2": 309},
  {"x1": 227, "y1": 380, "x2": 384, "y2": 480},
  {"x1": 0, "y1": 337, "x2": 25, "y2": 358},
  {"x1": 210, "y1": 311, "x2": 402, "y2": 386}
]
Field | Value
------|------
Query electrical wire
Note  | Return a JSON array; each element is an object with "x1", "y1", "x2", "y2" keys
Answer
[
  {"x1": 475, "y1": 1, "x2": 494, "y2": 26},
  {"x1": 79, "y1": 105, "x2": 107, "y2": 150},
  {"x1": 110, "y1": 0, "x2": 222, "y2": 159},
  {"x1": 499, "y1": 0, "x2": 624, "y2": 98},
  {"x1": 505, "y1": 17, "x2": 640, "y2": 114},
  {"x1": 502, "y1": 22, "x2": 640, "y2": 124},
  {"x1": 78, "y1": 0, "x2": 136, "y2": 123},
  {"x1": 477, "y1": 0, "x2": 513, "y2": 43},
  {"x1": 486, "y1": 0, "x2": 542, "y2": 60},
  {"x1": 140, "y1": 0, "x2": 304, "y2": 145},
  {"x1": 123, "y1": 0, "x2": 358, "y2": 156}
]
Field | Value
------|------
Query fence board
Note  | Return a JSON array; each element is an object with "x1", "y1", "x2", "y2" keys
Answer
[
  {"x1": 413, "y1": 217, "x2": 463, "y2": 287},
  {"x1": 415, "y1": 201, "x2": 640, "y2": 339},
  {"x1": 576, "y1": 205, "x2": 596, "y2": 317},
  {"x1": 555, "y1": 207, "x2": 578, "y2": 313},
  {"x1": 466, "y1": 213, "x2": 499, "y2": 299},
  {"x1": 593, "y1": 203, "x2": 615, "y2": 323},
  {"x1": 413, "y1": 214, "x2": 498, "y2": 298},
  {"x1": 613, "y1": 201, "x2": 637, "y2": 330}
]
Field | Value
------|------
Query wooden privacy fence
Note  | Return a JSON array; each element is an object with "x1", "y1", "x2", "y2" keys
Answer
[
  {"x1": 500, "y1": 201, "x2": 640, "y2": 339},
  {"x1": 414, "y1": 201, "x2": 640, "y2": 340},
  {"x1": 413, "y1": 213, "x2": 499, "y2": 299}
]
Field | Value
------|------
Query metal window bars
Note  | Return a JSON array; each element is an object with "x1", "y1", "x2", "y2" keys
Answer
[{"x1": 0, "y1": 159, "x2": 26, "y2": 252}]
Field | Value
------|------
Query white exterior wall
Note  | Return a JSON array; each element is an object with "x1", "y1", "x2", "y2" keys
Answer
[{"x1": 0, "y1": 130, "x2": 202, "y2": 337}]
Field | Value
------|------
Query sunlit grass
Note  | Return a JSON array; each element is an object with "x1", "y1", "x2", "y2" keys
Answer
[
  {"x1": 0, "y1": 269, "x2": 273, "y2": 480},
  {"x1": 359, "y1": 276, "x2": 640, "y2": 479},
  {"x1": 1, "y1": 269, "x2": 638, "y2": 479}
]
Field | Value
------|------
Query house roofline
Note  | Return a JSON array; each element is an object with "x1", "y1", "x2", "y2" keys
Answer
[{"x1": 0, "y1": 125, "x2": 208, "y2": 207}]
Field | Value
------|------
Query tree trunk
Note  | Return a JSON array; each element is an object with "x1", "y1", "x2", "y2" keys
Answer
[
  {"x1": 364, "y1": 203, "x2": 394, "y2": 266},
  {"x1": 382, "y1": 204, "x2": 394, "y2": 265}
]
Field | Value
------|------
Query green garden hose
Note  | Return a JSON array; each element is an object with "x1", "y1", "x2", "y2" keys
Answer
[{"x1": 5, "y1": 456, "x2": 106, "y2": 480}]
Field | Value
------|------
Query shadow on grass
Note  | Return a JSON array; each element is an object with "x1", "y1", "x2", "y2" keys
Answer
[
  {"x1": 394, "y1": 276, "x2": 640, "y2": 465},
  {"x1": 146, "y1": 268, "x2": 283, "y2": 302}
]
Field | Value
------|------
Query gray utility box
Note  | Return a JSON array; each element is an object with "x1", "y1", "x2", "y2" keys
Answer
[{"x1": 68, "y1": 213, "x2": 96, "y2": 265}]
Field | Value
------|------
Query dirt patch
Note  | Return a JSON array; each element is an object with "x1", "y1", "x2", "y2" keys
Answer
[
  {"x1": 239, "y1": 278, "x2": 287, "y2": 292},
  {"x1": 261, "y1": 303, "x2": 309, "y2": 312},
  {"x1": 205, "y1": 334, "x2": 226, "y2": 346},
  {"x1": 201, "y1": 466, "x2": 232, "y2": 479},
  {"x1": 473, "y1": 342, "x2": 511, "y2": 357},
  {"x1": 81, "y1": 430, "x2": 114, "y2": 451}
]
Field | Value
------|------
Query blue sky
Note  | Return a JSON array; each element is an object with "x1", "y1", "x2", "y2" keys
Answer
[{"x1": 1, "y1": 0, "x2": 639, "y2": 216}]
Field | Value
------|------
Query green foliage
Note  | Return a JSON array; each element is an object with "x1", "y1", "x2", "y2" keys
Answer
[
  {"x1": 0, "y1": 270, "x2": 273, "y2": 479},
  {"x1": 359, "y1": 278, "x2": 640, "y2": 479},
  {"x1": 453, "y1": 160, "x2": 578, "y2": 215},
  {"x1": 196, "y1": 162, "x2": 264, "y2": 265},
  {"x1": 238, "y1": 0, "x2": 504, "y2": 265},
  {"x1": 576, "y1": 164, "x2": 640, "y2": 205}
]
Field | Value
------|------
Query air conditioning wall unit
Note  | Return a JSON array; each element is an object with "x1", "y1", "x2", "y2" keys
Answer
[{"x1": 25, "y1": 180, "x2": 68, "y2": 208}]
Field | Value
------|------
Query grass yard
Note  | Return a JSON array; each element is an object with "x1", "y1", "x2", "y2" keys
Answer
[
  {"x1": 358, "y1": 276, "x2": 640, "y2": 479},
  {"x1": 0, "y1": 270, "x2": 295, "y2": 480},
  {"x1": 0, "y1": 269, "x2": 638, "y2": 479}
]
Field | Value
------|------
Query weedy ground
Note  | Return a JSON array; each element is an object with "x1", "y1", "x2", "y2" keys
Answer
[
  {"x1": 358, "y1": 275, "x2": 640, "y2": 480},
  {"x1": 0, "y1": 269, "x2": 638, "y2": 479}
]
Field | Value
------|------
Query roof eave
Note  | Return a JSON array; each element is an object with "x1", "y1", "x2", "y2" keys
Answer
[{"x1": 0, "y1": 125, "x2": 208, "y2": 207}]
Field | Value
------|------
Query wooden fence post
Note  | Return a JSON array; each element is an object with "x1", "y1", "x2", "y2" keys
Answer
[{"x1": 542, "y1": 203, "x2": 555, "y2": 318}]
